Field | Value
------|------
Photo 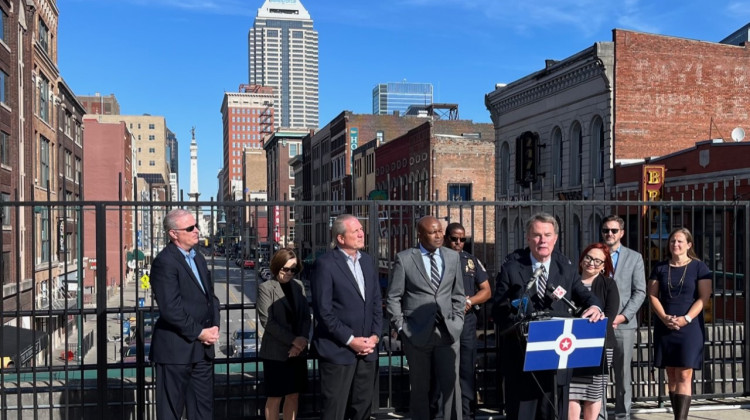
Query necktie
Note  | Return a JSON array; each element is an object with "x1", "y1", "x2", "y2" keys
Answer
[
  {"x1": 429, "y1": 252, "x2": 441, "y2": 292},
  {"x1": 352, "y1": 255, "x2": 365, "y2": 298},
  {"x1": 536, "y1": 265, "x2": 547, "y2": 299},
  {"x1": 186, "y1": 250, "x2": 206, "y2": 293}
]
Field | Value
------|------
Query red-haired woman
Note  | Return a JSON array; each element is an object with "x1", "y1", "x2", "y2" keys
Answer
[{"x1": 569, "y1": 242, "x2": 620, "y2": 420}]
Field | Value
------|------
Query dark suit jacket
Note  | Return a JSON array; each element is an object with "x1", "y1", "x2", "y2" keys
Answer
[
  {"x1": 311, "y1": 248, "x2": 383, "y2": 364},
  {"x1": 150, "y1": 242, "x2": 221, "y2": 364},
  {"x1": 257, "y1": 279, "x2": 311, "y2": 362},
  {"x1": 493, "y1": 248, "x2": 601, "y2": 332},
  {"x1": 493, "y1": 248, "x2": 602, "y2": 418}
]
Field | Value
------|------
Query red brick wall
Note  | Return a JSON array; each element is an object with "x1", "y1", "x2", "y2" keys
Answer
[
  {"x1": 614, "y1": 29, "x2": 750, "y2": 160},
  {"x1": 83, "y1": 119, "x2": 133, "y2": 289}
]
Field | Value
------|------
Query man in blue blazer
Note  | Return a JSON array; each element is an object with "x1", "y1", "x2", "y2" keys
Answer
[
  {"x1": 387, "y1": 216, "x2": 465, "y2": 420},
  {"x1": 311, "y1": 214, "x2": 383, "y2": 420},
  {"x1": 150, "y1": 209, "x2": 220, "y2": 420}
]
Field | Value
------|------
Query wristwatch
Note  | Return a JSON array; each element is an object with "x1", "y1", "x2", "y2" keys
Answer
[
  {"x1": 684, "y1": 314, "x2": 693, "y2": 324},
  {"x1": 466, "y1": 298, "x2": 472, "y2": 306}
]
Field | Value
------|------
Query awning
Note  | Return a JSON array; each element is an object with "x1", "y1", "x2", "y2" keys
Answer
[
  {"x1": 1, "y1": 326, "x2": 49, "y2": 366},
  {"x1": 127, "y1": 250, "x2": 146, "y2": 261}
]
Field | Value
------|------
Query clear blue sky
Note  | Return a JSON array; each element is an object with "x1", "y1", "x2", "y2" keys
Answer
[{"x1": 58, "y1": 0, "x2": 748, "y2": 200}]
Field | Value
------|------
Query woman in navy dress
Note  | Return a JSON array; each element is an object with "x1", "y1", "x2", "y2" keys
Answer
[{"x1": 648, "y1": 227, "x2": 711, "y2": 420}]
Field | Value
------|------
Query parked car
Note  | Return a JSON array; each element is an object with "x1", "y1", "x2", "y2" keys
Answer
[
  {"x1": 232, "y1": 329, "x2": 260, "y2": 357},
  {"x1": 242, "y1": 260, "x2": 255, "y2": 269},
  {"x1": 122, "y1": 342, "x2": 151, "y2": 363}
]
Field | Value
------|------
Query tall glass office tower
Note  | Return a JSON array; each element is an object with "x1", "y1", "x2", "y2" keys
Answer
[
  {"x1": 248, "y1": 0, "x2": 319, "y2": 129},
  {"x1": 372, "y1": 82, "x2": 434, "y2": 115}
]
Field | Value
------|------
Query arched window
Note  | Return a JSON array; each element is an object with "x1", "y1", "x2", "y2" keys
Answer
[
  {"x1": 500, "y1": 142, "x2": 510, "y2": 196},
  {"x1": 569, "y1": 122, "x2": 582, "y2": 186},
  {"x1": 590, "y1": 117, "x2": 605, "y2": 183},
  {"x1": 552, "y1": 127, "x2": 563, "y2": 187}
]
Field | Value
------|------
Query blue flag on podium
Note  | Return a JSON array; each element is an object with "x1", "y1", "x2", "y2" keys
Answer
[{"x1": 523, "y1": 317, "x2": 607, "y2": 372}]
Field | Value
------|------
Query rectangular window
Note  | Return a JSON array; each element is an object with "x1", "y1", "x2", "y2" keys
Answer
[
  {"x1": 289, "y1": 165, "x2": 294, "y2": 179},
  {"x1": 38, "y1": 19, "x2": 49, "y2": 54},
  {"x1": 148, "y1": 123, "x2": 155, "y2": 129},
  {"x1": 0, "y1": 131, "x2": 8, "y2": 165},
  {"x1": 1, "y1": 193, "x2": 10, "y2": 226},
  {"x1": 289, "y1": 143, "x2": 299, "y2": 157},
  {"x1": 2, "y1": 251, "x2": 9, "y2": 285},
  {"x1": 0, "y1": 10, "x2": 7, "y2": 43},
  {"x1": 40, "y1": 207, "x2": 49, "y2": 263},
  {"x1": 149, "y1": 148, "x2": 155, "y2": 153},
  {"x1": 65, "y1": 150, "x2": 72, "y2": 179},
  {"x1": 39, "y1": 74, "x2": 49, "y2": 123},
  {"x1": 75, "y1": 158, "x2": 82, "y2": 183},
  {"x1": 447, "y1": 183, "x2": 472, "y2": 201},
  {"x1": 0, "y1": 69, "x2": 8, "y2": 105},
  {"x1": 40, "y1": 136, "x2": 50, "y2": 187},
  {"x1": 149, "y1": 160, "x2": 155, "y2": 166},
  {"x1": 149, "y1": 135, "x2": 155, "y2": 140}
]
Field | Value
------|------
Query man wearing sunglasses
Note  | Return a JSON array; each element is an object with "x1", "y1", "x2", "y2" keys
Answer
[
  {"x1": 600, "y1": 216, "x2": 646, "y2": 420},
  {"x1": 311, "y1": 214, "x2": 382, "y2": 420},
  {"x1": 429, "y1": 222, "x2": 491, "y2": 419},
  {"x1": 150, "y1": 209, "x2": 220, "y2": 420}
]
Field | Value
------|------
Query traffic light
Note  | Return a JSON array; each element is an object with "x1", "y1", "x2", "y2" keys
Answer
[{"x1": 515, "y1": 131, "x2": 540, "y2": 187}]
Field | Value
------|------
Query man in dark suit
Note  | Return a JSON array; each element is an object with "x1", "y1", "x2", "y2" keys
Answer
[
  {"x1": 150, "y1": 209, "x2": 220, "y2": 420},
  {"x1": 387, "y1": 216, "x2": 465, "y2": 420},
  {"x1": 493, "y1": 212, "x2": 603, "y2": 420},
  {"x1": 601, "y1": 215, "x2": 646, "y2": 420},
  {"x1": 311, "y1": 214, "x2": 383, "y2": 420}
]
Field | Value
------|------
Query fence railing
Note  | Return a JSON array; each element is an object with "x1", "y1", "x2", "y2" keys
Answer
[{"x1": 0, "y1": 199, "x2": 747, "y2": 419}]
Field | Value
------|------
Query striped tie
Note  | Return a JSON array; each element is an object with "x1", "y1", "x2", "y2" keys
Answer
[
  {"x1": 429, "y1": 252, "x2": 441, "y2": 292},
  {"x1": 536, "y1": 265, "x2": 547, "y2": 299}
]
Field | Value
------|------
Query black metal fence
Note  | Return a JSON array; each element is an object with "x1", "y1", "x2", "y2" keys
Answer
[{"x1": 0, "y1": 199, "x2": 747, "y2": 419}]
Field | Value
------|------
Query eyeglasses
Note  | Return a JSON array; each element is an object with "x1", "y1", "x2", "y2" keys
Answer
[
  {"x1": 172, "y1": 224, "x2": 199, "y2": 232},
  {"x1": 449, "y1": 236, "x2": 467, "y2": 243},
  {"x1": 583, "y1": 255, "x2": 605, "y2": 267},
  {"x1": 280, "y1": 265, "x2": 300, "y2": 274},
  {"x1": 601, "y1": 228, "x2": 620, "y2": 234}
]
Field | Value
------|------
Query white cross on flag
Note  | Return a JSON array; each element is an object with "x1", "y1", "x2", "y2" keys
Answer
[{"x1": 523, "y1": 317, "x2": 607, "y2": 372}]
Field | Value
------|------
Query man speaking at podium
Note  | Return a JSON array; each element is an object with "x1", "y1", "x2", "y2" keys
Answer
[{"x1": 493, "y1": 212, "x2": 604, "y2": 420}]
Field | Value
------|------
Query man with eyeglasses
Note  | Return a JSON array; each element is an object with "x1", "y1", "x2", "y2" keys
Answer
[
  {"x1": 493, "y1": 212, "x2": 603, "y2": 420},
  {"x1": 311, "y1": 214, "x2": 382, "y2": 420},
  {"x1": 149, "y1": 209, "x2": 220, "y2": 420},
  {"x1": 429, "y1": 222, "x2": 491, "y2": 419},
  {"x1": 600, "y1": 216, "x2": 646, "y2": 420}
]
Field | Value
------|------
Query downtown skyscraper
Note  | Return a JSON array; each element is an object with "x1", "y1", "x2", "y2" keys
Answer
[{"x1": 248, "y1": 0, "x2": 319, "y2": 130}]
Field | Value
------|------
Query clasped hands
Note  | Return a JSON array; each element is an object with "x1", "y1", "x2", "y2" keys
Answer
[
  {"x1": 662, "y1": 314, "x2": 688, "y2": 330},
  {"x1": 288, "y1": 336, "x2": 308, "y2": 358},
  {"x1": 350, "y1": 335, "x2": 379, "y2": 356},
  {"x1": 198, "y1": 326, "x2": 220, "y2": 346}
]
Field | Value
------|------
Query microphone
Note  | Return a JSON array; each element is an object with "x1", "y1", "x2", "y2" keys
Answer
[
  {"x1": 525, "y1": 266, "x2": 545, "y2": 291},
  {"x1": 546, "y1": 284, "x2": 580, "y2": 315}
]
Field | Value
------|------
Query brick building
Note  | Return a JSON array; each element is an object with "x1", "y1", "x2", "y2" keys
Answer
[
  {"x1": 81, "y1": 117, "x2": 135, "y2": 295},
  {"x1": 373, "y1": 120, "x2": 495, "y2": 274},
  {"x1": 485, "y1": 27, "x2": 750, "y2": 265},
  {"x1": 299, "y1": 111, "x2": 429, "y2": 262},
  {"x1": 615, "y1": 139, "x2": 750, "y2": 322},
  {"x1": 263, "y1": 129, "x2": 307, "y2": 248}
]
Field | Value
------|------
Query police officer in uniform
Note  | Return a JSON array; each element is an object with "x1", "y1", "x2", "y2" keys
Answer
[{"x1": 431, "y1": 222, "x2": 492, "y2": 419}]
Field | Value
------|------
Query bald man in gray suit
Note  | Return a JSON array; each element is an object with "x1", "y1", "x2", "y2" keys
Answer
[{"x1": 387, "y1": 216, "x2": 465, "y2": 420}]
